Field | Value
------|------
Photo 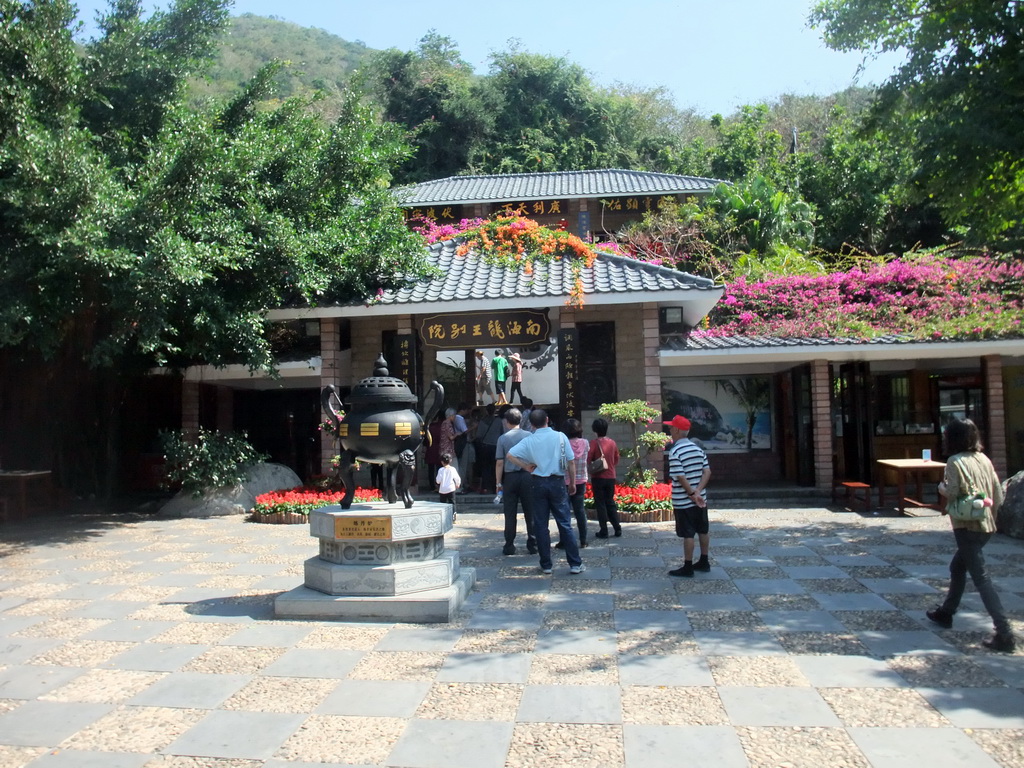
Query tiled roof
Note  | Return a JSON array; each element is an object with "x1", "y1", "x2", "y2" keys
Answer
[
  {"x1": 378, "y1": 240, "x2": 717, "y2": 307},
  {"x1": 665, "y1": 334, "x2": 927, "y2": 351},
  {"x1": 395, "y1": 169, "x2": 726, "y2": 206}
]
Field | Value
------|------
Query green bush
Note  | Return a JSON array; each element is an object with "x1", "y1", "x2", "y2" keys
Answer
[{"x1": 159, "y1": 429, "x2": 268, "y2": 497}]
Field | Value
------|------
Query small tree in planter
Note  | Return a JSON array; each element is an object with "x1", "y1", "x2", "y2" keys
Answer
[
  {"x1": 159, "y1": 429, "x2": 267, "y2": 498},
  {"x1": 598, "y1": 400, "x2": 671, "y2": 487}
]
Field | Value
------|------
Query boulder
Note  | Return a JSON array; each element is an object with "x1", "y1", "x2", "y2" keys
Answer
[
  {"x1": 997, "y1": 470, "x2": 1024, "y2": 540},
  {"x1": 159, "y1": 462, "x2": 302, "y2": 518}
]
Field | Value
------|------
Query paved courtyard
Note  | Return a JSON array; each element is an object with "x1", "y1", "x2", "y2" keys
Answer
[{"x1": 0, "y1": 505, "x2": 1022, "y2": 768}]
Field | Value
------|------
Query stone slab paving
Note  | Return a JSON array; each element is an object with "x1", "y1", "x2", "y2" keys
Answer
[{"x1": 0, "y1": 507, "x2": 1022, "y2": 767}]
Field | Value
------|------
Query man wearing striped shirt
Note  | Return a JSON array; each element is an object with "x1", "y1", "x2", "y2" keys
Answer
[{"x1": 665, "y1": 415, "x2": 712, "y2": 577}]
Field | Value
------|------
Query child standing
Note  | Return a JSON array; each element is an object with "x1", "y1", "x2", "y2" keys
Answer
[{"x1": 436, "y1": 452, "x2": 462, "y2": 522}]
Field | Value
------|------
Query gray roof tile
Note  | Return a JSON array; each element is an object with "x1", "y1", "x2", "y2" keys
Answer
[
  {"x1": 370, "y1": 240, "x2": 716, "y2": 307},
  {"x1": 667, "y1": 334, "x2": 937, "y2": 350},
  {"x1": 396, "y1": 168, "x2": 726, "y2": 206}
]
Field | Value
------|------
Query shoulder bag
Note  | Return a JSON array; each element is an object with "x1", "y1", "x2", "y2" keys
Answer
[
  {"x1": 946, "y1": 457, "x2": 988, "y2": 521},
  {"x1": 589, "y1": 438, "x2": 609, "y2": 475}
]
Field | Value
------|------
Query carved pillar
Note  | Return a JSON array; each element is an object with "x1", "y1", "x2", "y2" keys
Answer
[{"x1": 320, "y1": 318, "x2": 342, "y2": 474}]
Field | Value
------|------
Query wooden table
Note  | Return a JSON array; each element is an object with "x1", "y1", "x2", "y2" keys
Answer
[
  {"x1": 876, "y1": 459, "x2": 946, "y2": 515},
  {"x1": 0, "y1": 470, "x2": 55, "y2": 520}
]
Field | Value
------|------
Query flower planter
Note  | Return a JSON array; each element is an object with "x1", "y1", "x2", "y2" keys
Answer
[
  {"x1": 584, "y1": 482, "x2": 673, "y2": 524},
  {"x1": 587, "y1": 509, "x2": 674, "y2": 523},
  {"x1": 251, "y1": 511, "x2": 309, "y2": 525}
]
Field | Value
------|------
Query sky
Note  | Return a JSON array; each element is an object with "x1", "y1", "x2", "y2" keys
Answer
[{"x1": 70, "y1": 0, "x2": 906, "y2": 116}]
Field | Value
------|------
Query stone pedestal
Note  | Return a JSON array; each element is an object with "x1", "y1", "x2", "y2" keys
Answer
[{"x1": 275, "y1": 501, "x2": 475, "y2": 623}]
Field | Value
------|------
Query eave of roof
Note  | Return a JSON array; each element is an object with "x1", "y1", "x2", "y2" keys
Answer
[
  {"x1": 267, "y1": 241, "x2": 724, "y2": 326},
  {"x1": 660, "y1": 333, "x2": 1024, "y2": 367},
  {"x1": 395, "y1": 168, "x2": 727, "y2": 207}
]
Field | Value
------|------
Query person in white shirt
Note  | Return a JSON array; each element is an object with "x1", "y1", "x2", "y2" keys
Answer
[{"x1": 436, "y1": 452, "x2": 461, "y2": 522}]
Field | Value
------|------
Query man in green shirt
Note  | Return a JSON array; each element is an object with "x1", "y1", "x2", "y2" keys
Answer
[{"x1": 491, "y1": 349, "x2": 510, "y2": 406}]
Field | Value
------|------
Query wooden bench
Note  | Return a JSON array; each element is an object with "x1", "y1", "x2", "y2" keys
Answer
[{"x1": 832, "y1": 480, "x2": 872, "y2": 513}]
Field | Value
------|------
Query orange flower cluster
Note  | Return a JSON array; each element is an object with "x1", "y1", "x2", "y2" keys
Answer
[{"x1": 449, "y1": 215, "x2": 596, "y2": 304}]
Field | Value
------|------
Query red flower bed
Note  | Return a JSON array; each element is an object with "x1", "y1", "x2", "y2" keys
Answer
[
  {"x1": 252, "y1": 486, "x2": 382, "y2": 518},
  {"x1": 583, "y1": 483, "x2": 672, "y2": 514}
]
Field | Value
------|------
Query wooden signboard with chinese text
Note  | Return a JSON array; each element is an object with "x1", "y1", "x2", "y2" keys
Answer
[
  {"x1": 558, "y1": 328, "x2": 581, "y2": 422},
  {"x1": 391, "y1": 333, "x2": 417, "y2": 389},
  {"x1": 419, "y1": 310, "x2": 551, "y2": 350}
]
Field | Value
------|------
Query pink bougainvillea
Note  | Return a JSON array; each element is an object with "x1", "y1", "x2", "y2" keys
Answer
[{"x1": 697, "y1": 255, "x2": 1024, "y2": 340}]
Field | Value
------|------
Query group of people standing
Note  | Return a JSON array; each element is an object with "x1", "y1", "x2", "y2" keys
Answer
[
  {"x1": 432, "y1": 396, "x2": 1016, "y2": 653},
  {"x1": 494, "y1": 411, "x2": 626, "y2": 574}
]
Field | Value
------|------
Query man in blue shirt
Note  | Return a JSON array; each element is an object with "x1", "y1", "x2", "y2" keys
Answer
[{"x1": 507, "y1": 409, "x2": 584, "y2": 575}]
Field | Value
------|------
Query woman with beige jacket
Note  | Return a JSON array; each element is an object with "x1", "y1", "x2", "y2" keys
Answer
[{"x1": 928, "y1": 418, "x2": 1015, "y2": 653}]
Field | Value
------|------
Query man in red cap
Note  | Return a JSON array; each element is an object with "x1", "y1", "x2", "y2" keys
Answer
[{"x1": 664, "y1": 414, "x2": 712, "y2": 577}]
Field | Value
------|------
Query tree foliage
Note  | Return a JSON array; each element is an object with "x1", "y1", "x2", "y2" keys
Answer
[
  {"x1": 2, "y1": 0, "x2": 424, "y2": 371},
  {"x1": 0, "y1": 0, "x2": 426, "y2": 495},
  {"x1": 811, "y1": 0, "x2": 1024, "y2": 246},
  {"x1": 364, "y1": 32, "x2": 489, "y2": 183}
]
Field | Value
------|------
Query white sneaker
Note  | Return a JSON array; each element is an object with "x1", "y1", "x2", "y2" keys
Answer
[
  {"x1": 540, "y1": 567, "x2": 553, "y2": 575},
  {"x1": 569, "y1": 564, "x2": 586, "y2": 575}
]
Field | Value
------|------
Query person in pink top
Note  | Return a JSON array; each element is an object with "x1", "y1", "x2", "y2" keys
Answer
[
  {"x1": 507, "y1": 351, "x2": 526, "y2": 405},
  {"x1": 587, "y1": 417, "x2": 622, "y2": 538},
  {"x1": 557, "y1": 418, "x2": 590, "y2": 549}
]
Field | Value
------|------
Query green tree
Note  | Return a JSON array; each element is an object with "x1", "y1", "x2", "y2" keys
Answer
[
  {"x1": 364, "y1": 31, "x2": 490, "y2": 183},
  {"x1": 811, "y1": 0, "x2": 1024, "y2": 246},
  {"x1": 707, "y1": 105, "x2": 787, "y2": 185},
  {"x1": 792, "y1": 107, "x2": 944, "y2": 255},
  {"x1": 708, "y1": 175, "x2": 816, "y2": 257},
  {"x1": 598, "y1": 400, "x2": 671, "y2": 487},
  {"x1": 0, "y1": 0, "x2": 426, "y2": 496},
  {"x1": 469, "y1": 46, "x2": 619, "y2": 173}
]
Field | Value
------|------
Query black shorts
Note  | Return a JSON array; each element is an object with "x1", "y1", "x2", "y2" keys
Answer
[
  {"x1": 494, "y1": 380, "x2": 506, "y2": 394},
  {"x1": 674, "y1": 505, "x2": 709, "y2": 538}
]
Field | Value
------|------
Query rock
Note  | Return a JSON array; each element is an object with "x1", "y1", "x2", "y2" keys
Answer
[
  {"x1": 159, "y1": 462, "x2": 302, "y2": 518},
  {"x1": 997, "y1": 470, "x2": 1024, "y2": 539}
]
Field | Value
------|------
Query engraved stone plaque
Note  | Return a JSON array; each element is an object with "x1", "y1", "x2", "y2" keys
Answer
[{"x1": 334, "y1": 516, "x2": 392, "y2": 539}]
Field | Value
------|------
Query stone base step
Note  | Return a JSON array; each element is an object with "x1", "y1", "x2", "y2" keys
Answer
[{"x1": 274, "y1": 568, "x2": 476, "y2": 623}]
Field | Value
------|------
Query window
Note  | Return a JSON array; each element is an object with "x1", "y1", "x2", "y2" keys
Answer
[{"x1": 578, "y1": 322, "x2": 616, "y2": 408}]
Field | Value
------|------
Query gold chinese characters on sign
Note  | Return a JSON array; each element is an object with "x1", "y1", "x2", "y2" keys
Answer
[
  {"x1": 600, "y1": 196, "x2": 669, "y2": 213},
  {"x1": 419, "y1": 310, "x2": 551, "y2": 350},
  {"x1": 404, "y1": 205, "x2": 465, "y2": 223},
  {"x1": 335, "y1": 516, "x2": 392, "y2": 539},
  {"x1": 498, "y1": 200, "x2": 568, "y2": 217}
]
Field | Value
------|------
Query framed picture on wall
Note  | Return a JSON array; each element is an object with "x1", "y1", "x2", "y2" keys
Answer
[{"x1": 662, "y1": 376, "x2": 773, "y2": 453}]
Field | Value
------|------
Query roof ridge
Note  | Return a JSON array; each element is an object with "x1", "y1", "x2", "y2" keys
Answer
[
  {"x1": 395, "y1": 167, "x2": 730, "y2": 192},
  {"x1": 594, "y1": 249, "x2": 717, "y2": 288}
]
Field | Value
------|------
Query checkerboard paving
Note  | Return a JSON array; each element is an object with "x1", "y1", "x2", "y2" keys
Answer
[{"x1": 0, "y1": 507, "x2": 1022, "y2": 767}]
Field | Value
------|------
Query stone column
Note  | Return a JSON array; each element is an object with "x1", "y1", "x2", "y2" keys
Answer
[
  {"x1": 983, "y1": 354, "x2": 1008, "y2": 478},
  {"x1": 810, "y1": 360, "x2": 834, "y2": 493},
  {"x1": 642, "y1": 303, "x2": 662, "y2": 413}
]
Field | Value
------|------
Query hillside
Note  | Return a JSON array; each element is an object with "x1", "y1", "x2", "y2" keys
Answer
[{"x1": 189, "y1": 14, "x2": 375, "y2": 112}]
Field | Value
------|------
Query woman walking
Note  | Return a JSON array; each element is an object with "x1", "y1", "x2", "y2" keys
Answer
[
  {"x1": 508, "y1": 352, "x2": 526, "y2": 404},
  {"x1": 588, "y1": 418, "x2": 622, "y2": 538},
  {"x1": 928, "y1": 418, "x2": 1016, "y2": 653}
]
